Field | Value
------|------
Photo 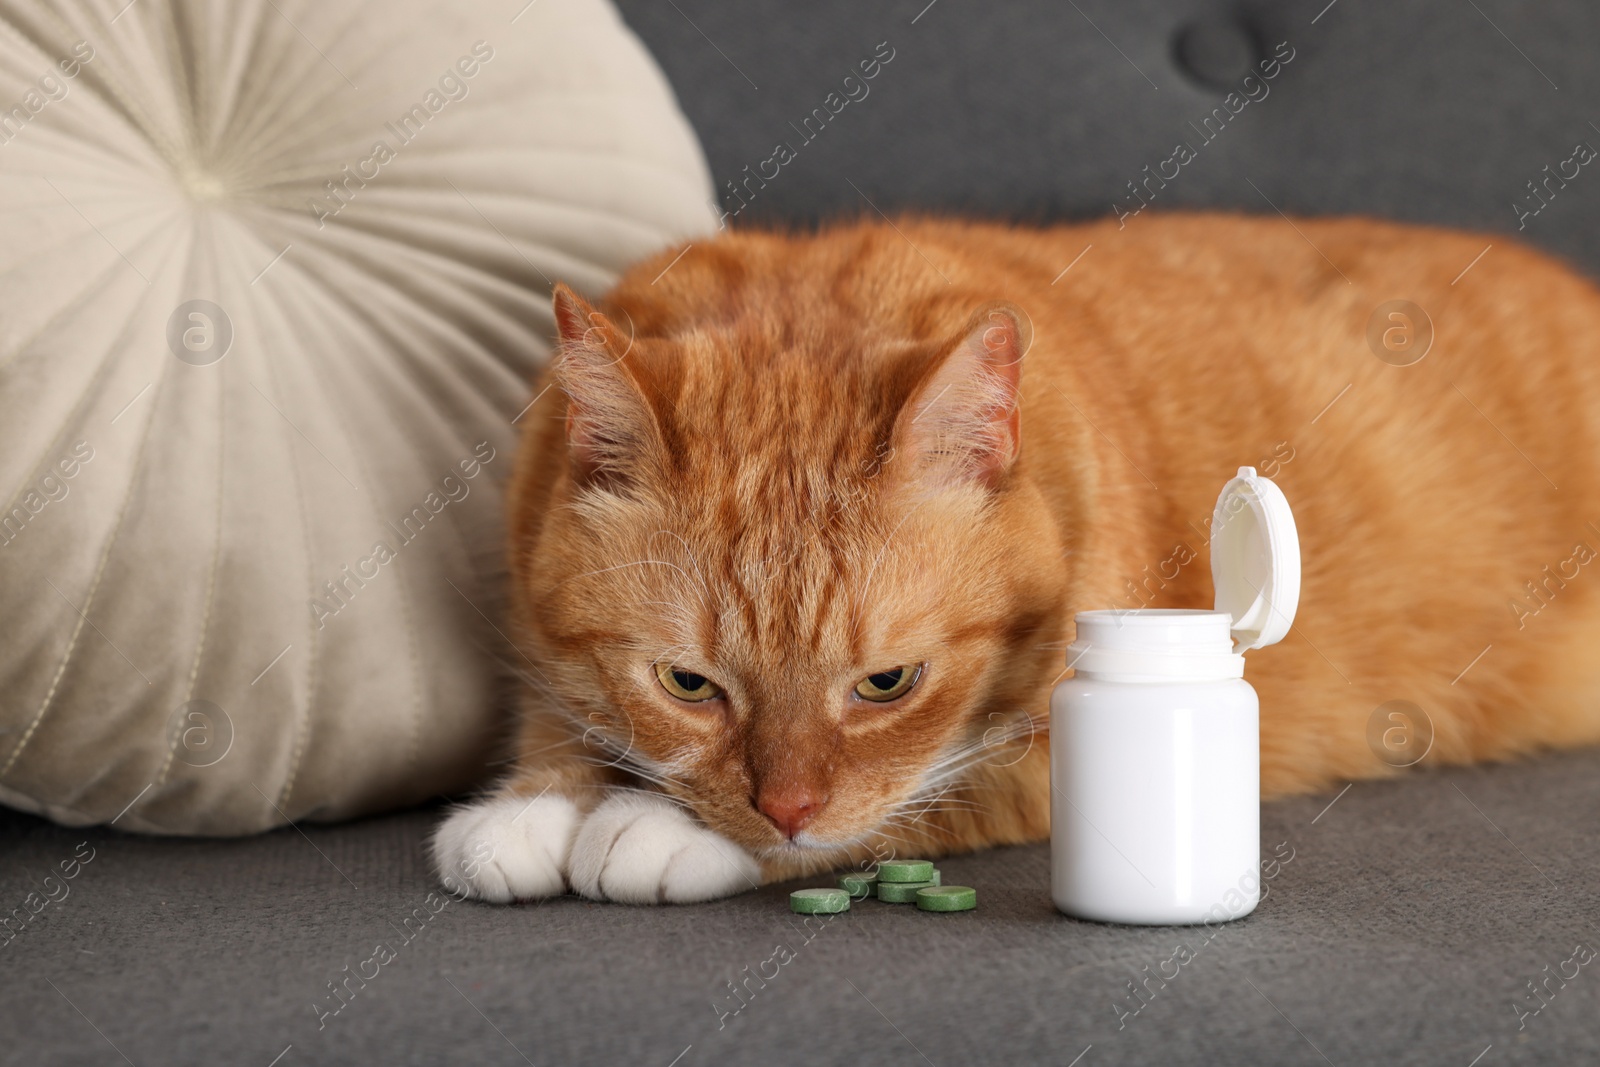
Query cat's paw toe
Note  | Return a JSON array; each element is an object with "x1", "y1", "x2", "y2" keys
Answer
[
  {"x1": 568, "y1": 792, "x2": 760, "y2": 904},
  {"x1": 430, "y1": 792, "x2": 580, "y2": 903}
]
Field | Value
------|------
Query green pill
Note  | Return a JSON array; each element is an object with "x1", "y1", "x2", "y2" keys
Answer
[
  {"x1": 916, "y1": 886, "x2": 977, "y2": 912},
  {"x1": 790, "y1": 888, "x2": 850, "y2": 914},
  {"x1": 876, "y1": 879, "x2": 938, "y2": 903},
  {"x1": 878, "y1": 860, "x2": 935, "y2": 883},
  {"x1": 838, "y1": 872, "x2": 878, "y2": 897}
]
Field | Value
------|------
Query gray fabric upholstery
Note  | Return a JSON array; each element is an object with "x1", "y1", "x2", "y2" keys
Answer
[
  {"x1": 623, "y1": 0, "x2": 1600, "y2": 275},
  {"x1": 9, "y1": 0, "x2": 1600, "y2": 1061},
  {"x1": 6, "y1": 750, "x2": 1598, "y2": 1064}
]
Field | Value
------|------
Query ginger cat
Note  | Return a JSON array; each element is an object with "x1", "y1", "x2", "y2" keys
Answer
[{"x1": 431, "y1": 214, "x2": 1600, "y2": 905}]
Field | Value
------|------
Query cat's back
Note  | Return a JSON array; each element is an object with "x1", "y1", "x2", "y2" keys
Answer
[
  {"x1": 609, "y1": 213, "x2": 1600, "y2": 492},
  {"x1": 612, "y1": 212, "x2": 1600, "y2": 385},
  {"x1": 600, "y1": 212, "x2": 1600, "y2": 564}
]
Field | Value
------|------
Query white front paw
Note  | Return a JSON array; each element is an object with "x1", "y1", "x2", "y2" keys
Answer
[
  {"x1": 430, "y1": 792, "x2": 580, "y2": 903},
  {"x1": 568, "y1": 791, "x2": 760, "y2": 904}
]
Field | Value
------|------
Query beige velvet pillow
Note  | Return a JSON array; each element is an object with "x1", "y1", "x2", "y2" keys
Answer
[{"x1": 0, "y1": 0, "x2": 715, "y2": 833}]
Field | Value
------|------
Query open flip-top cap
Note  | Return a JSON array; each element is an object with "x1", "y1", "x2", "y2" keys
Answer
[{"x1": 1210, "y1": 466, "x2": 1300, "y2": 652}]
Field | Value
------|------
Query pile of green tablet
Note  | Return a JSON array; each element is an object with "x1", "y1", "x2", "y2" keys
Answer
[{"x1": 789, "y1": 859, "x2": 977, "y2": 914}]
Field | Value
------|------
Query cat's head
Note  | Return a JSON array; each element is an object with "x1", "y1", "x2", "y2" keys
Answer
[{"x1": 515, "y1": 280, "x2": 1066, "y2": 864}]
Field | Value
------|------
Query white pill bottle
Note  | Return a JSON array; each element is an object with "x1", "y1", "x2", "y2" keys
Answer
[{"x1": 1050, "y1": 466, "x2": 1300, "y2": 925}]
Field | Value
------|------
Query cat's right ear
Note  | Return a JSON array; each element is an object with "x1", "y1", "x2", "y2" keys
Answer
[
  {"x1": 551, "y1": 283, "x2": 655, "y2": 486},
  {"x1": 894, "y1": 302, "x2": 1031, "y2": 489}
]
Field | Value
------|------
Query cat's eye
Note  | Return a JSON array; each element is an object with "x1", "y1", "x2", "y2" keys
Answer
[
  {"x1": 853, "y1": 665, "x2": 921, "y2": 703},
  {"x1": 655, "y1": 662, "x2": 722, "y2": 702}
]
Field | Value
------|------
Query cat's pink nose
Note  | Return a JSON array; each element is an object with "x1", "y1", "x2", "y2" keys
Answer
[{"x1": 756, "y1": 788, "x2": 829, "y2": 839}]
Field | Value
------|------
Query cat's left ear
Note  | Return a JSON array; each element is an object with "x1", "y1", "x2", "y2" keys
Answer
[
  {"x1": 551, "y1": 283, "x2": 656, "y2": 486},
  {"x1": 896, "y1": 303, "x2": 1030, "y2": 488}
]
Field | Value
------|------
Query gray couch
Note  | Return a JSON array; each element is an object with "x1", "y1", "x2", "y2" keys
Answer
[{"x1": 8, "y1": 1, "x2": 1600, "y2": 1062}]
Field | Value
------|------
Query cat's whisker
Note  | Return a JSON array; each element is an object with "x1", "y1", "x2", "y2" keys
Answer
[
  {"x1": 888, "y1": 717, "x2": 1046, "y2": 815},
  {"x1": 505, "y1": 735, "x2": 588, "y2": 763},
  {"x1": 570, "y1": 782, "x2": 695, "y2": 811},
  {"x1": 572, "y1": 735, "x2": 673, "y2": 778},
  {"x1": 876, "y1": 814, "x2": 959, "y2": 841},
  {"x1": 878, "y1": 812, "x2": 955, "y2": 833},
  {"x1": 600, "y1": 763, "x2": 683, "y2": 793},
  {"x1": 887, "y1": 797, "x2": 987, "y2": 819},
  {"x1": 484, "y1": 739, "x2": 588, "y2": 769},
  {"x1": 919, "y1": 712, "x2": 1047, "y2": 778},
  {"x1": 908, "y1": 777, "x2": 989, "y2": 796},
  {"x1": 885, "y1": 795, "x2": 991, "y2": 815},
  {"x1": 571, "y1": 723, "x2": 695, "y2": 795},
  {"x1": 480, "y1": 643, "x2": 565, "y2": 704},
  {"x1": 893, "y1": 807, "x2": 992, "y2": 828}
]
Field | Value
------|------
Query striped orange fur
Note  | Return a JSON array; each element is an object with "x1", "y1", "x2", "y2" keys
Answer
[{"x1": 496, "y1": 214, "x2": 1600, "y2": 885}]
